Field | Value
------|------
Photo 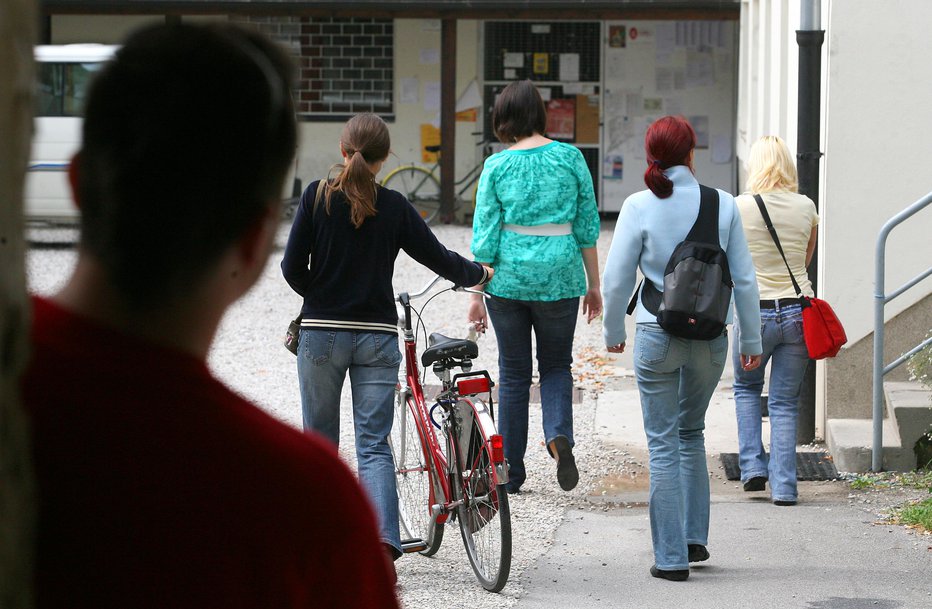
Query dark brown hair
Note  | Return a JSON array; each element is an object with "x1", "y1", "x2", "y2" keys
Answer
[
  {"x1": 77, "y1": 22, "x2": 297, "y2": 307},
  {"x1": 323, "y1": 113, "x2": 390, "y2": 228},
  {"x1": 492, "y1": 80, "x2": 547, "y2": 143},
  {"x1": 643, "y1": 115, "x2": 697, "y2": 199}
]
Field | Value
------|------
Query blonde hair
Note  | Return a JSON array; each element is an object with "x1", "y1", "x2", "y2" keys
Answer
[{"x1": 745, "y1": 135, "x2": 799, "y2": 194}]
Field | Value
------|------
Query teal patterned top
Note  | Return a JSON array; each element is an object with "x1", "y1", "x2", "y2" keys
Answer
[{"x1": 471, "y1": 141, "x2": 600, "y2": 301}]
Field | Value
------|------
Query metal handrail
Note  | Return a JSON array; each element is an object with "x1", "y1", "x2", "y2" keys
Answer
[{"x1": 872, "y1": 190, "x2": 932, "y2": 471}]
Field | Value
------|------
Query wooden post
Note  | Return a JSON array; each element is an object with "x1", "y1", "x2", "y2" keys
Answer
[
  {"x1": 0, "y1": 0, "x2": 37, "y2": 606},
  {"x1": 439, "y1": 18, "x2": 456, "y2": 223}
]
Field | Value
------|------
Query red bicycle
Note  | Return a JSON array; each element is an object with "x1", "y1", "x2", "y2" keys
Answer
[{"x1": 390, "y1": 275, "x2": 512, "y2": 592}]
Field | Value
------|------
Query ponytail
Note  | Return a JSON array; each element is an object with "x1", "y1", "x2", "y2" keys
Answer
[
  {"x1": 642, "y1": 116, "x2": 696, "y2": 199},
  {"x1": 324, "y1": 113, "x2": 391, "y2": 229},
  {"x1": 328, "y1": 149, "x2": 377, "y2": 228},
  {"x1": 644, "y1": 159, "x2": 673, "y2": 199}
]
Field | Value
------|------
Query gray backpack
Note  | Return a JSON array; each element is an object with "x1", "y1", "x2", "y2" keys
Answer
[{"x1": 627, "y1": 185, "x2": 733, "y2": 340}]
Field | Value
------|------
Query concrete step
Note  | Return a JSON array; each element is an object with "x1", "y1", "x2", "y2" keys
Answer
[
  {"x1": 886, "y1": 381, "x2": 932, "y2": 451},
  {"x1": 825, "y1": 380, "x2": 931, "y2": 473}
]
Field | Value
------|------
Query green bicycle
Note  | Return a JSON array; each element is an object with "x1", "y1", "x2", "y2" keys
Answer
[{"x1": 381, "y1": 133, "x2": 493, "y2": 225}]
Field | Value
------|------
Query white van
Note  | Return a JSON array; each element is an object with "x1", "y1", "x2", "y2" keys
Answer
[
  {"x1": 27, "y1": 44, "x2": 301, "y2": 224},
  {"x1": 27, "y1": 44, "x2": 118, "y2": 224}
]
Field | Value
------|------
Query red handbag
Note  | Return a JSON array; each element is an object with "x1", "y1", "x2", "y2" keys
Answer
[
  {"x1": 753, "y1": 195, "x2": 848, "y2": 360},
  {"x1": 800, "y1": 297, "x2": 847, "y2": 359}
]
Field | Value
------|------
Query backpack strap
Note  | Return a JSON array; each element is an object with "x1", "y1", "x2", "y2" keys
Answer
[
  {"x1": 686, "y1": 185, "x2": 720, "y2": 244},
  {"x1": 752, "y1": 194, "x2": 804, "y2": 298},
  {"x1": 632, "y1": 184, "x2": 720, "y2": 316}
]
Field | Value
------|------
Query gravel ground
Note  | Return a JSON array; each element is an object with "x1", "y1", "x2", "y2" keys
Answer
[{"x1": 25, "y1": 221, "x2": 635, "y2": 607}]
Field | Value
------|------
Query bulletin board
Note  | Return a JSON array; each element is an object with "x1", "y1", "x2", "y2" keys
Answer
[{"x1": 600, "y1": 20, "x2": 738, "y2": 212}]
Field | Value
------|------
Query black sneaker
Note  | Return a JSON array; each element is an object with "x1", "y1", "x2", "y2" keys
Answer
[
  {"x1": 551, "y1": 436, "x2": 579, "y2": 491},
  {"x1": 773, "y1": 499, "x2": 797, "y2": 506},
  {"x1": 650, "y1": 565, "x2": 689, "y2": 581},
  {"x1": 688, "y1": 544, "x2": 710, "y2": 563},
  {"x1": 743, "y1": 476, "x2": 767, "y2": 492}
]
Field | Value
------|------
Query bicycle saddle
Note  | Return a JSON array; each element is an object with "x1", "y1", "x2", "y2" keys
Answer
[
  {"x1": 425, "y1": 144, "x2": 441, "y2": 153},
  {"x1": 421, "y1": 333, "x2": 478, "y2": 367}
]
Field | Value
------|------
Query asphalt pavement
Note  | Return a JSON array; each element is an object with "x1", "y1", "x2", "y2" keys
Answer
[{"x1": 512, "y1": 355, "x2": 932, "y2": 608}]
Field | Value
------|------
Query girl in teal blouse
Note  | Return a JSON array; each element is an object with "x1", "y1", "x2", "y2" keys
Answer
[{"x1": 469, "y1": 80, "x2": 601, "y2": 494}]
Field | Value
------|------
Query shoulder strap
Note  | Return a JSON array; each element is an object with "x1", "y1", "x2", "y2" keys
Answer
[
  {"x1": 627, "y1": 280, "x2": 642, "y2": 316},
  {"x1": 752, "y1": 194, "x2": 803, "y2": 297},
  {"x1": 313, "y1": 179, "x2": 327, "y2": 217},
  {"x1": 685, "y1": 185, "x2": 720, "y2": 244}
]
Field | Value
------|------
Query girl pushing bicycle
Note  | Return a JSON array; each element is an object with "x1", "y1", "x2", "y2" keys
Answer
[{"x1": 281, "y1": 113, "x2": 492, "y2": 582}]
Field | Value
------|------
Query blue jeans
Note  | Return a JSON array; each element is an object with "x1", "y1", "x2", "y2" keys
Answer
[
  {"x1": 634, "y1": 323, "x2": 728, "y2": 571},
  {"x1": 297, "y1": 329, "x2": 402, "y2": 555},
  {"x1": 486, "y1": 295, "x2": 579, "y2": 491},
  {"x1": 733, "y1": 303, "x2": 809, "y2": 503}
]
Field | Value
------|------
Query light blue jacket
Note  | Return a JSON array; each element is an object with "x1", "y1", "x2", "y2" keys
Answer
[{"x1": 602, "y1": 165, "x2": 763, "y2": 355}]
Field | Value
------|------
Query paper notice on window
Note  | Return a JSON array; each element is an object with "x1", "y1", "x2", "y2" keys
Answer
[
  {"x1": 419, "y1": 48, "x2": 439, "y2": 65},
  {"x1": 503, "y1": 52, "x2": 524, "y2": 68},
  {"x1": 686, "y1": 50, "x2": 715, "y2": 88},
  {"x1": 689, "y1": 115, "x2": 710, "y2": 148},
  {"x1": 400, "y1": 78, "x2": 419, "y2": 104},
  {"x1": 656, "y1": 67, "x2": 674, "y2": 93},
  {"x1": 606, "y1": 52, "x2": 627, "y2": 81},
  {"x1": 424, "y1": 81, "x2": 441, "y2": 112},
  {"x1": 456, "y1": 80, "x2": 482, "y2": 112},
  {"x1": 712, "y1": 134, "x2": 732, "y2": 164},
  {"x1": 559, "y1": 53, "x2": 580, "y2": 82}
]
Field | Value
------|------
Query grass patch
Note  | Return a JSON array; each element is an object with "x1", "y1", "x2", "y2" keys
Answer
[
  {"x1": 848, "y1": 470, "x2": 932, "y2": 491},
  {"x1": 894, "y1": 497, "x2": 932, "y2": 533}
]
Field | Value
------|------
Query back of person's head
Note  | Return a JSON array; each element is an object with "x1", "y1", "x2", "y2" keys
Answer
[
  {"x1": 643, "y1": 115, "x2": 697, "y2": 199},
  {"x1": 76, "y1": 22, "x2": 297, "y2": 308},
  {"x1": 745, "y1": 135, "x2": 798, "y2": 193},
  {"x1": 492, "y1": 80, "x2": 547, "y2": 143},
  {"x1": 327, "y1": 113, "x2": 390, "y2": 229}
]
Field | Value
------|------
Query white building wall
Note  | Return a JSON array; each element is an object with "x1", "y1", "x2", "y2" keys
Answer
[
  {"x1": 822, "y1": 0, "x2": 932, "y2": 336},
  {"x1": 739, "y1": 0, "x2": 932, "y2": 429}
]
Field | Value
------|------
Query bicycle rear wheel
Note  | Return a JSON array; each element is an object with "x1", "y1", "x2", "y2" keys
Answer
[
  {"x1": 389, "y1": 388, "x2": 444, "y2": 556},
  {"x1": 452, "y1": 404, "x2": 512, "y2": 592},
  {"x1": 382, "y1": 166, "x2": 441, "y2": 225}
]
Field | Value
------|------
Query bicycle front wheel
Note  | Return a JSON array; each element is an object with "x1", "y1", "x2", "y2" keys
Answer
[
  {"x1": 389, "y1": 387, "x2": 444, "y2": 556},
  {"x1": 452, "y1": 404, "x2": 512, "y2": 592},
  {"x1": 382, "y1": 165, "x2": 441, "y2": 225}
]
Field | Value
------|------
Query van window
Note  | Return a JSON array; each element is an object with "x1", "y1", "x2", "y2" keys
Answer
[{"x1": 36, "y1": 61, "x2": 102, "y2": 117}]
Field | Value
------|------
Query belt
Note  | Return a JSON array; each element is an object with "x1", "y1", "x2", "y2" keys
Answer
[
  {"x1": 760, "y1": 298, "x2": 805, "y2": 309},
  {"x1": 502, "y1": 223, "x2": 572, "y2": 237}
]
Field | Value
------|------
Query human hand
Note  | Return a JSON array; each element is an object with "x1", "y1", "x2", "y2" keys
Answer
[
  {"x1": 468, "y1": 298, "x2": 488, "y2": 334},
  {"x1": 583, "y1": 287, "x2": 602, "y2": 324},
  {"x1": 740, "y1": 354, "x2": 762, "y2": 371},
  {"x1": 607, "y1": 342, "x2": 626, "y2": 353}
]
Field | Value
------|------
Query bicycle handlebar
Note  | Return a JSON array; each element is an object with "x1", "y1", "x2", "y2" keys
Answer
[
  {"x1": 404, "y1": 274, "x2": 446, "y2": 302},
  {"x1": 398, "y1": 274, "x2": 490, "y2": 304}
]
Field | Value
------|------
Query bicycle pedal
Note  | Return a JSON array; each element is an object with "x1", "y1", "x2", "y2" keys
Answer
[{"x1": 400, "y1": 538, "x2": 428, "y2": 553}]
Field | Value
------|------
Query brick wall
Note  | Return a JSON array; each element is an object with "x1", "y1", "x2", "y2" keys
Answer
[{"x1": 232, "y1": 15, "x2": 394, "y2": 120}]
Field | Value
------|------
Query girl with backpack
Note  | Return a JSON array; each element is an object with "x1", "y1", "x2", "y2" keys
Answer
[{"x1": 601, "y1": 116, "x2": 762, "y2": 581}]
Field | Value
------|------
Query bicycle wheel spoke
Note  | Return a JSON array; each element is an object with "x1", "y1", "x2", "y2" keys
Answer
[
  {"x1": 389, "y1": 392, "x2": 443, "y2": 554},
  {"x1": 455, "y1": 411, "x2": 512, "y2": 592},
  {"x1": 382, "y1": 166, "x2": 441, "y2": 224}
]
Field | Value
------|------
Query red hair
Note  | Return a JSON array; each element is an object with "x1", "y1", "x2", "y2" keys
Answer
[{"x1": 643, "y1": 116, "x2": 697, "y2": 199}]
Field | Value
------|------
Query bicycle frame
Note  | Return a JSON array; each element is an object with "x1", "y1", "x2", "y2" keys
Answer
[
  {"x1": 397, "y1": 327, "x2": 453, "y2": 524},
  {"x1": 395, "y1": 277, "x2": 507, "y2": 523}
]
